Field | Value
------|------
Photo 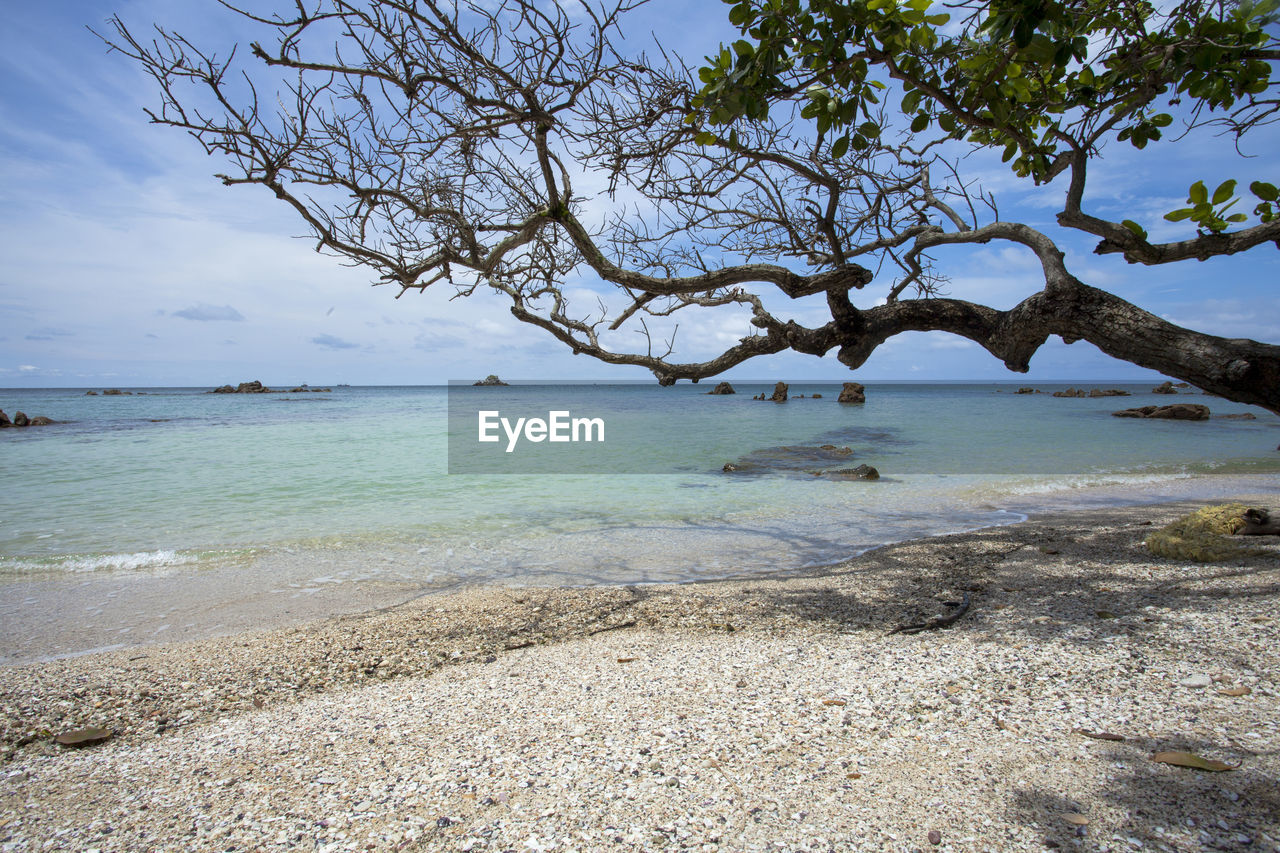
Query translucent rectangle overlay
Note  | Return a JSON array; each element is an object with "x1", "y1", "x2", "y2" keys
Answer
[{"x1": 446, "y1": 380, "x2": 1260, "y2": 476}]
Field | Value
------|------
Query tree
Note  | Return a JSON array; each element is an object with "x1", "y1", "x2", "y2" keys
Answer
[{"x1": 103, "y1": 0, "x2": 1280, "y2": 411}]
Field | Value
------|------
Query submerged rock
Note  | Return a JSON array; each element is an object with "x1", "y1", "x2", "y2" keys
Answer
[{"x1": 823, "y1": 464, "x2": 880, "y2": 481}]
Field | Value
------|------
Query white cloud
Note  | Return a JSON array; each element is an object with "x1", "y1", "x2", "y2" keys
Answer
[{"x1": 171, "y1": 304, "x2": 245, "y2": 322}]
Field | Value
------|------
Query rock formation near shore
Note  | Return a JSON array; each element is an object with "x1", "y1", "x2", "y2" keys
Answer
[
  {"x1": 0, "y1": 410, "x2": 55, "y2": 428},
  {"x1": 473, "y1": 374, "x2": 509, "y2": 386},
  {"x1": 769, "y1": 382, "x2": 788, "y2": 402},
  {"x1": 707, "y1": 381, "x2": 735, "y2": 395},
  {"x1": 1112, "y1": 404, "x2": 1210, "y2": 420},
  {"x1": 1153, "y1": 381, "x2": 1178, "y2": 394},
  {"x1": 837, "y1": 382, "x2": 865, "y2": 403}
]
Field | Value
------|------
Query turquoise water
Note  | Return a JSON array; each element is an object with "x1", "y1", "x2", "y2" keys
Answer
[{"x1": 2, "y1": 382, "x2": 1279, "y2": 586}]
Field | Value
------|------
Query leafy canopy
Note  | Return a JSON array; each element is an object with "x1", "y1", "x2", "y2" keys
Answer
[{"x1": 694, "y1": 0, "x2": 1279, "y2": 231}]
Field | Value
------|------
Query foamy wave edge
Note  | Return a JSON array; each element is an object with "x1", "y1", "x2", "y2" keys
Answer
[{"x1": 0, "y1": 549, "x2": 199, "y2": 574}]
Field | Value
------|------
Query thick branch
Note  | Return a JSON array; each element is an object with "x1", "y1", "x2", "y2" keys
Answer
[{"x1": 838, "y1": 283, "x2": 1280, "y2": 414}]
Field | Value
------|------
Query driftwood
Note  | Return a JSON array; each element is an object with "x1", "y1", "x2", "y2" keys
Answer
[
  {"x1": 889, "y1": 592, "x2": 972, "y2": 635},
  {"x1": 1239, "y1": 508, "x2": 1280, "y2": 536}
]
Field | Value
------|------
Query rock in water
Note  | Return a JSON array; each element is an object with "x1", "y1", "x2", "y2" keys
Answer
[
  {"x1": 769, "y1": 382, "x2": 789, "y2": 402},
  {"x1": 0, "y1": 410, "x2": 9, "y2": 427},
  {"x1": 827, "y1": 464, "x2": 880, "y2": 480},
  {"x1": 837, "y1": 382, "x2": 865, "y2": 403},
  {"x1": 12, "y1": 411, "x2": 28, "y2": 427},
  {"x1": 1152, "y1": 380, "x2": 1178, "y2": 394},
  {"x1": 1112, "y1": 404, "x2": 1210, "y2": 420},
  {"x1": 473, "y1": 374, "x2": 509, "y2": 386},
  {"x1": 707, "y1": 381, "x2": 735, "y2": 395}
]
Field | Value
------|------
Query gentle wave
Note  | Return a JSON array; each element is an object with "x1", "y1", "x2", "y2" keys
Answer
[{"x1": 0, "y1": 548, "x2": 199, "y2": 575}]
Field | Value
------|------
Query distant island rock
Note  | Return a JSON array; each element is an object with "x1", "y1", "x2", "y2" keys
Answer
[
  {"x1": 0, "y1": 410, "x2": 55, "y2": 429},
  {"x1": 211, "y1": 380, "x2": 272, "y2": 394},
  {"x1": 706, "y1": 381, "x2": 736, "y2": 395},
  {"x1": 1112, "y1": 404, "x2": 1210, "y2": 420},
  {"x1": 1152, "y1": 380, "x2": 1178, "y2": 394},
  {"x1": 209, "y1": 381, "x2": 330, "y2": 394},
  {"x1": 473, "y1": 374, "x2": 509, "y2": 386},
  {"x1": 1052, "y1": 387, "x2": 1130, "y2": 398}
]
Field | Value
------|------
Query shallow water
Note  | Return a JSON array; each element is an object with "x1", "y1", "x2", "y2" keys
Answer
[{"x1": 2, "y1": 381, "x2": 1278, "y2": 661}]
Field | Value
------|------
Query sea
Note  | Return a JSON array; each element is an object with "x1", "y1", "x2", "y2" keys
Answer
[{"x1": 2, "y1": 381, "x2": 1278, "y2": 662}]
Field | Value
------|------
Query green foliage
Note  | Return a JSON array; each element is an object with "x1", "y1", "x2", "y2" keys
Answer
[
  {"x1": 1163, "y1": 179, "x2": 1277, "y2": 233},
  {"x1": 694, "y1": 0, "x2": 1279, "y2": 190}
]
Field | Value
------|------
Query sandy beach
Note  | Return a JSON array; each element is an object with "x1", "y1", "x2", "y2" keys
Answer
[{"x1": 1, "y1": 497, "x2": 1277, "y2": 852}]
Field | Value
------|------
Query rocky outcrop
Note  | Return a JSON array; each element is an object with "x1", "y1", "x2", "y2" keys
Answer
[
  {"x1": 769, "y1": 382, "x2": 789, "y2": 402},
  {"x1": 1053, "y1": 387, "x2": 1129, "y2": 398},
  {"x1": 0, "y1": 410, "x2": 55, "y2": 428},
  {"x1": 1112, "y1": 404, "x2": 1210, "y2": 420},
  {"x1": 84, "y1": 391, "x2": 98, "y2": 396},
  {"x1": 824, "y1": 464, "x2": 880, "y2": 481},
  {"x1": 811, "y1": 393, "x2": 823, "y2": 399},
  {"x1": 1214, "y1": 412, "x2": 1257, "y2": 420},
  {"x1": 1015, "y1": 387, "x2": 1040, "y2": 394},
  {"x1": 707, "y1": 382, "x2": 736, "y2": 395},
  {"x1": 210, "y1": 380, "x2": 272, "y2": 394},
  {"x1": 837, "y1": 382, "x2": 865, "y2": 403},
  {"x1": 287, "y1": 386, "x2": 331, "y2": 393},
  {"x1": 473, "y1": 374, "x2": 509, "y2": 386},
  {"x1": 1152, "y1": 381, "x2": 1178, "y2": 395},
  {"x1": 102, "y1": 389, "x2": 132, "y2": 396}
]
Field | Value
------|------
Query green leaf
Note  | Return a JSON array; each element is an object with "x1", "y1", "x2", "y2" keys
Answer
[
  {"x1": 831, "y1": 134, "x2": 850, "y2": 158},
  {"x1": 1250, "y1": 181, "x2": 1278, "y2": 202},
  {"x1": 1226, "y1": 213, "x2": 1248, "y2": 223},
  {"x1": 1121, "y1": 220, "x2": 1148, "y2": 239},
  {"x1": 728, "y1": 2, "x2": 753, "y2": 26},
  {"x1": 910, "y1": 112, "x2": 930, "y2": 132},
  {"x1": 1189, "y1": 181, "x2": 1208, "y2": 205},
  {"x1": 694, "y1": 130, "x2": 717, "y2": 145},
  {"x1": 1212, "y1": 179, "x2": 1237, "y2": 205},
  {"x1": 1164, "y1": 208, "x2": 1194, "y2": 222}
]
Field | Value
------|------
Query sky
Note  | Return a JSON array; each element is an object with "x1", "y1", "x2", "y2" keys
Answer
[{"x1": 0, "y1": 1, "x2": 1276, "y2": 388}]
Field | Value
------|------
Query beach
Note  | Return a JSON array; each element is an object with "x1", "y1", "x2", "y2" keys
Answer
[{"x1": 1, "y1": 497, "x2": 1277, "y2": 852}]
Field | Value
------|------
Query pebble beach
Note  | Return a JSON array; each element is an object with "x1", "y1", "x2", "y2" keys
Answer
[{"x1": 1, "y1": 497, "x2": 1278, "y2": 852}]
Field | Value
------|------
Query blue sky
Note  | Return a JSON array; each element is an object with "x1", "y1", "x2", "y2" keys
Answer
[{"x1": 1, "y1": 1, "x2": 1276, "y2": 387}]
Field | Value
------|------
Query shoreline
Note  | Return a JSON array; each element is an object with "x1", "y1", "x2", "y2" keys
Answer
[
  {"x1": 1, "y1": 496, "x2": 1277, "y2": 851},
  {"x1": 3, "y1": 472, "x2": 1278, "y2": 668}
]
